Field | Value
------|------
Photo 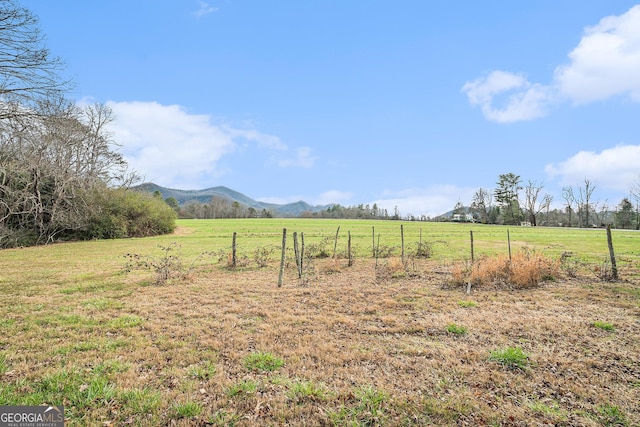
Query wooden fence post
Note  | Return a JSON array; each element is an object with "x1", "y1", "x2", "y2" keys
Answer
[
  {"x1": 606, "y1": 224, "x2": 619, "y2": 280},
  {"x1": 507, "y1": 229, "x2": 512, "y2": 262},
  {"x1": 300, "y1": 232, "x2": 305, "y2": 276},
  {"x1": 232, "y1": 231, "x2": 237, "y2": 268},
  {"x1": 348, "y1": 231, "x2": 353, "y2": 267},
  {"x1": 401, "y1": 224, "x2": 405, "y2": 264},
  {"x1": 372, "y1": 226, "x2": 375, "y2": 258},
  {"x1": 470, "y1": 230, "x2": 474, "y2": 263},
  {"x1": 278, "y1": 228, "x2": 287, "y2": 287},
  {"x1": 293, "y1": 231, "x2": 302, "y2": 278},
  {"x1": 333, "y1": 226, "x2": 340, "y2": 259}
]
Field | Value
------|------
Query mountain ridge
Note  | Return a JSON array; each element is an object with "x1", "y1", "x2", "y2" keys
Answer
[{"x1": 132, "y1": 183, "x2": 332, "y2": 216}]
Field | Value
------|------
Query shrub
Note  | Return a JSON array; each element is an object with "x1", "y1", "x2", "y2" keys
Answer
[
  {"x1": 451, "y1": 249, "x2": 560, "y2": 290},
  {"x1": 84, "y1": 187, "x2": 176, "y2": 239}
]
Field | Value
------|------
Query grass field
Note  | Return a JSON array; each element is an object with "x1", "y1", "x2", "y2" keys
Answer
[{"x1": 0, "y1": 219, "x2": 638, "y2": 426}]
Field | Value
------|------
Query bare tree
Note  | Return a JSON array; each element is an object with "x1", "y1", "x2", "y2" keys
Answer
[
  {"x1": 631, "y1": 175, "x2": 640, "y2": 229},
  {"x1": 561, "y1": 186, "x2": 576, "y2": 227},
  {"x1": 0, "y1": 101, "x2": 130, "y2": 245},
  {"x1": 470, "y1": 187, "x2": 493, "y2": 224},
  {"x1": 0, "y1": 1, "x2": 69, "y2": 118},
  {"x1": 522, "y1": 180, "x2": 552, "y2": 226},
  {"x1": 576, "y1": 179, "x2": 597, "y2": 228}
]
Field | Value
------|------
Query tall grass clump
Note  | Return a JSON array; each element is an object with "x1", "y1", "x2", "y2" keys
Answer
[{"x1": 451, "y1": 249, "x2": 560, "y2": 290}]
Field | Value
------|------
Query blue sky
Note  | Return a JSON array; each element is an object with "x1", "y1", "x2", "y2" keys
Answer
[{"x1": 29, "y1": 1, "x2": 640, "y2": 217}]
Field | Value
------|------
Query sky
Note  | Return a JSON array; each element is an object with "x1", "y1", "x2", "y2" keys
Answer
[{"x1": 27, "y1": 1, "x2": 640, "y2": 218}]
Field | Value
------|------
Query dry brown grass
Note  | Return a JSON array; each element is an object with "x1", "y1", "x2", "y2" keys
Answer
[
  {"x1": 451, "y1": 249, "x2": 561, "y2": 290},
  {"x1": 1, "y1": 255, "x2": 639, "y2": 426}
]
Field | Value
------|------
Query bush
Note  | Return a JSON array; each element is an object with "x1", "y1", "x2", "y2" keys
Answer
[
  {"x1": 451, "y1": 249, "x2": 560, "y2": 290},
  {"x1": 84, "y1": 188, "x2": 176, "y2": 239}
]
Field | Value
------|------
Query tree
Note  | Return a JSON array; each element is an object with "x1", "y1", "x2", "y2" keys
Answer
[
  {"x1": 164, "y1": 197, "x2": 180, "y2": 214},
  {"x1": 522, "y1": 180, "x2": 552, "y2": 226},
  {"x1": 0, "y1": 101, "x2": 136, "y2": 245},
  {"x1": 470, "y1": 188, "x2": 493, "y2": 224},
  {"x1": 614, "y1": 198, "x2": 634, "y2": 229},
  {"x1": 576, "y1": 179, "x2": 597, "y2": 227},
  {"x1": 630, "y1": 175, "x2": 640, "y2": 230},
  {"x1": 0, "y1": 1, "x2": 68, "y2": 119},
  {"x1": 494, "y1": 173, "x2": 523, "y2": 225},
  {"x1": 561, "y1": 187, "x2": 576, "y2": 227}
]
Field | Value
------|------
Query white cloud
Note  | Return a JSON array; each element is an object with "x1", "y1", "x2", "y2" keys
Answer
[
  {"x1": 371, "y1": 185, "x2": 476, "y2": 218},
  {"x1": 276, "y1": 146, "x2": 317, "y2": 168},
  {"x1": 463, "y1": 5, "x2": 640, "y2": 122},
  {"x1": 461, "y1": 71, "x2": 552, "y2": 123},
  {"x1": 555, "y1": 5, "x2": 640, "y2": 104},
  {"x1": 545, "y1": 144, "x2": 640, "y2": 191},
  {"x1": 107, "y1": 101, "x2": 300, "y2": 189},
  {"x1": 314, "y1": 190, "x2": 353, "y2": 206},
  {"x1": 193, "y1": 1, "x2": 218, "y2": 18}
]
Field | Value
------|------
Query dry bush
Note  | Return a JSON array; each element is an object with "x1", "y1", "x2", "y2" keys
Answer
[{"x1": 451, "y1": 249, "x2": 560, "y2": 290}]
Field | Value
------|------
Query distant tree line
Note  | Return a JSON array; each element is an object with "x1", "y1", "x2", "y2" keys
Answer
[
  {"x1": 169, "y1": 196, "x2": 275, "y2": 219},
  {"x1": 301, "y1": 203, "x2": 408, "y2": 220},
  {"x1": 0, "y1": 1, "x2": 175, "y2": 248},
  {"x1": 461, "y1": 173, "x2": 640, "y2": 229}
]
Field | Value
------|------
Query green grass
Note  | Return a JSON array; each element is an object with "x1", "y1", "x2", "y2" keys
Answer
[
  {"x1": 226, "y1": 380, "x2": 258, "y2": 397},
  {"x1": 187, "y1": 360, "x2": 217, "y2": 380},
  {"x1": 243, "y1": 351, "x2": 285, "y2": 372},
  {"x1": 457, "y1": 300, "x2": 477, "y2": 308},
  {"x1": 446, "y1": 323, "x2": 468, "y2": 335},
  {"x1": 0, "y1": 218, "x2": 638, "y2": 425},
  {"x1": 488, "y1": 347, "x2": 530, "y2": 370},
  {"x1": 172, "y1": 400, "x2": 203, "y2": 418},
  {"x1": 593, "y1": 320, "x2": 616, "y2": 331},
  {"x1": 330, "y1": 385, "x2": 389, "y2": 426},
  {"x1": 286, "y1": 379, "x2": 328, "y2": 402}
]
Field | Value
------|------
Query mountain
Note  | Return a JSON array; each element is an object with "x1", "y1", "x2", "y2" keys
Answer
[{"x1": 132, "y1": 183, "x2": 331, "y2": 216}]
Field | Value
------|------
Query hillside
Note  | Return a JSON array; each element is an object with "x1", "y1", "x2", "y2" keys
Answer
[{"x1": 133, "y1": 183, "x2": 331, "y2": 216}]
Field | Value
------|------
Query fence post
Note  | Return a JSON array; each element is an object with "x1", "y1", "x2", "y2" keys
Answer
[
  {"x1": 470, "y1": 230, "x2": 474, "y2": 263},
  {"x1": 348, "y1": 231, "x2": 353, "y2": 267},
  {"x1": 293, "y1": 231, "x2": 302, "y2": 278},
  {"x1": 232, "y1": 231, "x2": 237, "y2": 268},
  {"x1": 401, "y1": 224, "x2": 405, "y2": 264},
  {"x1": 606, "y1": 224, "x2": 619, "y2": 280},
  {"x1": 333, "y1": 226, "x2": 340, "y2": 259},
  {"x1": 372, "y1": 226, "x2": 375, "y2": 258},
  {"x1": 278, "y1": 228, "x2": 287, "y2": 287},
  {"x1": 507, "y1": 229, "x2": 512, "y2": 262},
  {"x1": 300, "y1": 232, "x2": 305, "y2": 276}
]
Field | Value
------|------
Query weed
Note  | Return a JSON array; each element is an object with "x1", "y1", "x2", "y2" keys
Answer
[
  {"x1": 451, "y1": 249, "x2": 560, "y2": 290},
  {"x1": 286, "y1": 379, "x2": 327, "y2": 402},
  {"x1": 188, "y1": 360, "x2": 217, "y2": 380},
  {"x1": 226, "y1": 380, "x2": 258, "y2": 397},
  {"x1": 446, "y1": 323, "x2": 467, "y2": 335},
  {"x1": 253, "y1": 245, "x2": 275, "y2": 267},
  {"x1": 172, "y1": 400, "x2": 203, "y2": 418},
  {"x1": 457, "y1": 300, "x2": 477, "y2": 308},
  {"x1": 108, "y1": 315, "x2": 143, "y2": 329},
  {"x1": 209, "y1": 409, "x2": 242, "y2": 426},
  {"x1": 119, "y1": 388, "x2": 161, "y2": 414},
  {"x1": 124, "y1": 243, "x2": 184, "y2": 285},
  {"x1": 560, "y1": 251, "x2": 581, "y2": 277},
  {"x1": 593, "y1": 321, "x2": 616, "y2": 332},
  {"x1": 596, "y1": 403, "x2": 628, "y2": 426},
  {"x1": 488, "y1": 347, "x2": 530, "y2": 370},
  {"x1": 330, "y1": 385, "x2": 388, "y2": 426},
  {"x1": 243, "y1": 351, "x2": 285, "y2": 372}
]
